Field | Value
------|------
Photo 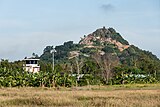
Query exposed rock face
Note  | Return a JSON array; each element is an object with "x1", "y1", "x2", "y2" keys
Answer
[
  {"x1": 79, "y1": 27, "x2": 130, "y2": 52},
  {"x1": 69, "y1": 51, "x2": 80, "y2": 59}
]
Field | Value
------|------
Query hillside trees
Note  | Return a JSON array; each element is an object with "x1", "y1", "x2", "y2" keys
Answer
[
  {"x1": 112, "y1": 65, "x2": 158, "y2": 84},
  {"x1": 92, "y1": 53, "x2": 119, "y2": 84}
]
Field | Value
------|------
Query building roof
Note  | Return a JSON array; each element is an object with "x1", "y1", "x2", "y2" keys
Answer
[{"x1": 24, "y1": 57, "x2": 40, "y2": 61}]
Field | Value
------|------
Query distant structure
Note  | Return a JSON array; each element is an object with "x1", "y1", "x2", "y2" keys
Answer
[{"x1": 23, "y1": 58, "x2": 40, "y2": 73}]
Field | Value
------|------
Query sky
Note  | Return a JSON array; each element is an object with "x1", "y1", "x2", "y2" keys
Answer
[{"x1": 0, "y1": 0, "x2": 160, "y2": 61}]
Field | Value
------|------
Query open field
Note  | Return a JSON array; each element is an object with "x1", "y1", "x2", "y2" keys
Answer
[{"x1": 0, "y1": 84, "x2": 160, "y2": 107}]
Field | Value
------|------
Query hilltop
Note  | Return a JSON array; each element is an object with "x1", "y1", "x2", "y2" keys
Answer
[{"x1": 79, "y1": 27, "x2": 129, "y2": 52}]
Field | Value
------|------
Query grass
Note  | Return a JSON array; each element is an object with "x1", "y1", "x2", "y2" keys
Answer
[{"x1": 0, "y1": 84, "x2": 160, "y2": 107}]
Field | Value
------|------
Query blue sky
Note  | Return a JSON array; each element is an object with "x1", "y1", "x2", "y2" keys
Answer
[{"x1": 0, "y1": 0, "x2": 160, "y2": 61}]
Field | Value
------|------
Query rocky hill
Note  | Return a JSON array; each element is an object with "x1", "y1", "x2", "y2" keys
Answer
[
  {"x1": 79, "y1": 27, "x2": 129, "y2": 52},
  {"x1": 40, "y1": 27, "x2": 160, "y2": 73}
]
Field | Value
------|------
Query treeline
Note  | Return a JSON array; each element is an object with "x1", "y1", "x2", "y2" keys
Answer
[{"x1": 0, "y1": 52, "x2": 159, "y2": 87}]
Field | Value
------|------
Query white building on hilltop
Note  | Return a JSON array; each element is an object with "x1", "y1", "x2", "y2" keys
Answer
[{"x1": 23, "y1": 58, "x2": 40, "y2": 73}]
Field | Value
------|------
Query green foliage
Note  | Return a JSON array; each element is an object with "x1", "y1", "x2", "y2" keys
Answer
[
  {"x1": 81, "y1": 60, "x2": 99, "y2": 74},
  {"x1": 40, "y1": 41, "x2": 83, "y2": 64},
  {"x1": 0, "y1": 67, "x2": 77, "y2": 88},
  {"x1": 80, "y1": 48, "x2": 96, "y2": 54},
  {"x1": 78, "y1": 74, "x2": 102, "y2": 86},
  {"x1": 40, "y1": 46, "x2": 53, "y2": 63},
  {"x1": 110, "y1": 33, "x2": 129, "y2": 45},
  {"x1": 0, "y1": 60, "x2": 77, "y2": 87},
  {"x1": 108, "y1": 27, "x2": 116, "y2": 33},
  {"x1": 111, "y1": 66, "x2": 158, "y2": 85},
  {"x1": 119, "y1": 45, "x2": 160, "y2": 75},
  {"x1": 102, "y1": 45, "x2": 115, "y2": 53},
  {"x1": 93, "y1": 40, "x2": 101, "y2": 46},
  {"x1": 104, "y1": 28, "x2": 129, "y2": 45}
]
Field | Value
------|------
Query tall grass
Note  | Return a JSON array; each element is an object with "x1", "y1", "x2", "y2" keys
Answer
[{"x1": 0, "y1": 84, "x2": 160, "y2": 107}]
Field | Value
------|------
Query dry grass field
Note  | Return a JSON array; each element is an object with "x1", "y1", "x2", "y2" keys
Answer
[{"x1": 0, "y1": 84, "x2": 160, "y2": 107}]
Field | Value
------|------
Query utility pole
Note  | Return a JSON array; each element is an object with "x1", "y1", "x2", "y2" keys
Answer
[
  {"x1": 51, "y1": 46, "x2": 56, "y2": 71},
  {"x1": 75, "y1": 56, "x2": 80, "y2": 81},
  {"x1": 51, "y1": 47, "x2": 56, "y2": 88}
]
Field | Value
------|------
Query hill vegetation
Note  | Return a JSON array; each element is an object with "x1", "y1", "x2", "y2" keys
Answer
[{"x1": 40, "y1": 27, "x2": 160, "y2": 85}]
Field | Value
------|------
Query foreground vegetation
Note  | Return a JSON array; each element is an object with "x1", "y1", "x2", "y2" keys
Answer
[
  {"x1": 0, "y1": 67, "x2": 159, "y2": 88},
  {"x1": 0, "y1": 84, "x2": 160, "y2": 107}
]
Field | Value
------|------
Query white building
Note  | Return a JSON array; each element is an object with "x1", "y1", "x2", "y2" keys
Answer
[{"x1": 23, "y1": 58, "x2": 40, "y2": 73}]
